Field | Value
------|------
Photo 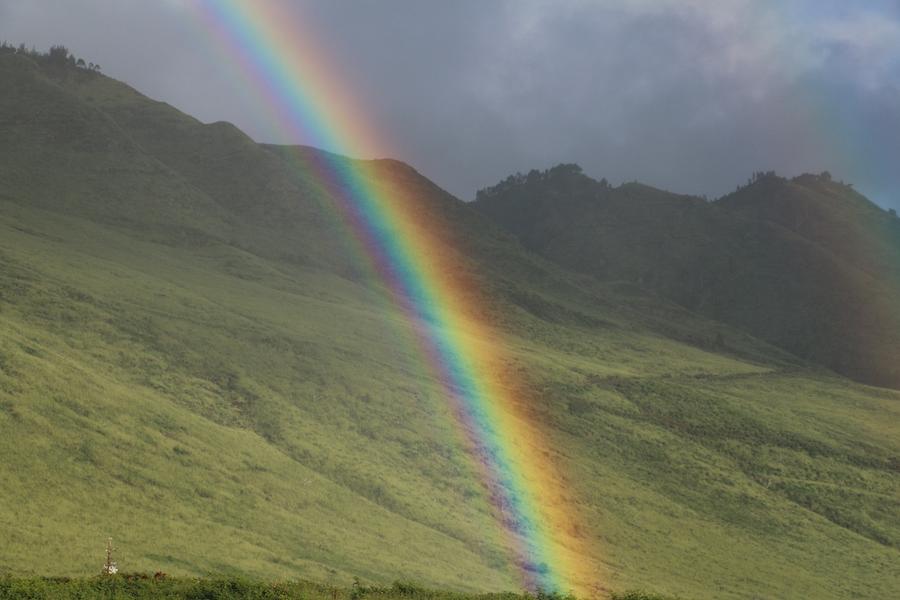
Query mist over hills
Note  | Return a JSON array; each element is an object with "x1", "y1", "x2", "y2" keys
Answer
[{"x1": 1, "y1": 49, "x2": 898, "y2": 600}]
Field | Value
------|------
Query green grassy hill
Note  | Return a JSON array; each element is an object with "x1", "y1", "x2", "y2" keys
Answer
[
  {"x1": 0, "y1": 50, "x2": 898, "y2": 599},
  {"x1": 473, "y1": 166, "x2": 900, "y2": 388}
]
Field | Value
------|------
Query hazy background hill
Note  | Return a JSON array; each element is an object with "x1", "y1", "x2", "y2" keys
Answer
[
  {"x1": 474, "y1": 166, "x2": 900, "y2": 388},
  {"x1": 1, "y1": 49, "x2": 898, "y2": 600}
]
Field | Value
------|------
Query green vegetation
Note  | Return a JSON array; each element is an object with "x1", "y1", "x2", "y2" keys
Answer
[
  {"x1": 0, "y1": 576, "x2": 581, "y2": 600},
  {"x1": 0, "y1": 49, "x2": 898, "y2": 600},
  {"x1": 0, "y1": 41, "x2": 101, "y2": 71},
  {"x1": 0, "y1": 575, "x2": 689, "y2": 600},
  {"x1": 474, "y1": 164, "x2": 900, "y2": 388}
]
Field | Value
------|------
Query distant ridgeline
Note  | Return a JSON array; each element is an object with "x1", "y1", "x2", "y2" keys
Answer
[
  {"x1": 475, "y1": 164, "x2": 611, "y2": 203},
  {"x1": 0, "y1": 42, "x2": 103, "y2": 72},
  {"x1": 475, "y1": 165, "x2": 900, "y2": 388}
]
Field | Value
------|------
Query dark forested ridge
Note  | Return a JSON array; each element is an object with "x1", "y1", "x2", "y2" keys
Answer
[{"x1": 474, "y1": 166, "x2": 900, "y2": 388}]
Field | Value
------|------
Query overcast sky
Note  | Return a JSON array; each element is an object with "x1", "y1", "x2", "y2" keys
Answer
[{"x1": 2, "y1": 0, "x2": 899, "y2": 208}]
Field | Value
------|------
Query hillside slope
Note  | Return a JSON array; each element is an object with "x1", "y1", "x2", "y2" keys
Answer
[
  {"x1": 473, "y1": 166, "x2": 900, "y2": 388},
  {"x1": 0, "y1": 51, "x2": 898, "y2": 599}
]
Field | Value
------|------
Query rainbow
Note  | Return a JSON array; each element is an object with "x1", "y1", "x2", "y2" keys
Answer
[{"x1": 185, "y1": 0, "x2": 594, "y2": 593}]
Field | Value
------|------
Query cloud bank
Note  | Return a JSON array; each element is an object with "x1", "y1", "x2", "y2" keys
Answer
[{"x1": 1, "y1": 0, "x2": 898, "y2": 207}]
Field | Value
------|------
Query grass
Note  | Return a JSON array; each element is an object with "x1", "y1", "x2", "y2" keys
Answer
[
  {"x1": 2, "y1": 196, "x2": 897, "y2": 599},
  {"x1": 0, "y1": 575, "x2": 691, "y2": 600},
  {"x1": 0, "y1": 52, "x2": 897, "y2": 599},
  {"x1": 0, "y1": 576, "x2": 581, "y2": 600},
  {"x1": 0, "y1": 201, "x2": 511, "y2": 591}
]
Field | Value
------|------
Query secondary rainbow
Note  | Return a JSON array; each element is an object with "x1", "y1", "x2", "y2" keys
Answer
[{"x1": 185, "y1": 0, "x2": 594, "y2": 592}]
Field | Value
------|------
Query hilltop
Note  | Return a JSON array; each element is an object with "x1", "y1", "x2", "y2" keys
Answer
[
  {"x1": 0, "y1": 49, "x2": 898, "y2": 599},
  {"x1": 474, "y1": 166, "x2": 900, "y2": 388}
]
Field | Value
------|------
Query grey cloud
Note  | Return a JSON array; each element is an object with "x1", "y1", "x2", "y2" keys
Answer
[{"x1": 1, "y1": 0, "x2": 898, "y2": 208}]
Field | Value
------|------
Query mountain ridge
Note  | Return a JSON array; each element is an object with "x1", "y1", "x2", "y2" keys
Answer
[{"x1": 473, "y1": 165, "x2": 900, "y2": 388}]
